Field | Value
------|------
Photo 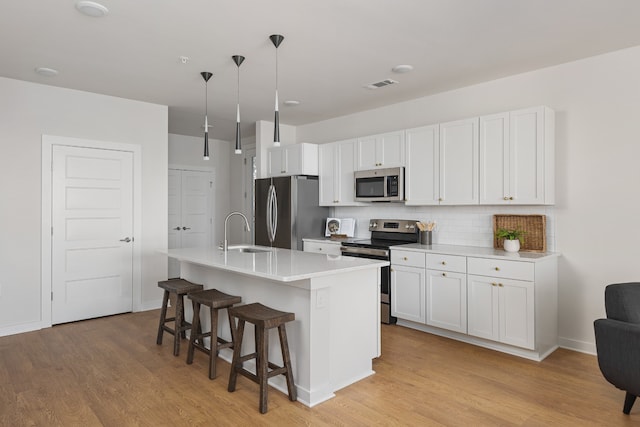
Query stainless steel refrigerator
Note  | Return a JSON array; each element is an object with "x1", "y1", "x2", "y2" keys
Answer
[{"x1": 255, "y1": 176, "x2": 329, "y2": 250}]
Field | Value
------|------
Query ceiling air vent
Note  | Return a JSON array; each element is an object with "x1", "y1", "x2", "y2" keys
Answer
[{"x1": 364, "y1": 79, "x2": 398, "y2": 90}]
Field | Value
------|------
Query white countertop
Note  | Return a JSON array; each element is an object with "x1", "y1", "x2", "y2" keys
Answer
[
  {"x1": 164, "y1": 246, "x2": 389, "y2": 282},
  {"x1": 391, "y1": 243, "x2": 559, "y2": 262}
]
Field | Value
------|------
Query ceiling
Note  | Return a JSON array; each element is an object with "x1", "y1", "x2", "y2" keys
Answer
[{"x1": 2, "y1": 0, "x2": 640, "y2": 141}]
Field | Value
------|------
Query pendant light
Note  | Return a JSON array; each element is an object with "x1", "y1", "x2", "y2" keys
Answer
[
  {"x1": 232, "y1": 55, "x2": 245, "y2": 154},
  {"x1": 269, "y1": 34, "x2": 284, "y2": 146},
  {"x1": 201, "y1": 71, "x2": 213, "y2": 160}
]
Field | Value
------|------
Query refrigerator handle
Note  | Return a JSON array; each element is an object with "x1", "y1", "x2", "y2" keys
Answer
[{"x1": 267, "y1": 183, "x2": 278, "y2": 244}]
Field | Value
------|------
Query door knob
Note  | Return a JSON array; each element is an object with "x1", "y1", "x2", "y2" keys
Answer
[
  {"x1": 182, "y1": 227, "x2": 191, "y2": 230},
  {"x1": 120, "y1": 237, "x2": 132, "y2": 243}
]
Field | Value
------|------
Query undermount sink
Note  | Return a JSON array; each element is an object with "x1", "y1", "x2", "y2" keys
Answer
[{"x1": 226, "y1": 245, "x2": 273, "y2": 254}]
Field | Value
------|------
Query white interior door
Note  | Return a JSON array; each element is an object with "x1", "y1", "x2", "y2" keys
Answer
[
  {"x1": 52, "y1": 145, "x2": 134, "y2": 324},
  {"x1": 168, "y1": 170, "x2": 181, "y2": 278},
  {"x1": 168, "y1": 169, "x2": 212, "y2": 278}
]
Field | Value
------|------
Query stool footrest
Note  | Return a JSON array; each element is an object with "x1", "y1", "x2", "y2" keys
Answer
[
  {"x1": 161, "y1": 320, "x2": 192, "y2": 336},
  {"x1": 267, "y1": 362, "x2": 287, "y2": 378},
  {"x1": 238, "y1": 353, "x2": 257, "y2": 363}
]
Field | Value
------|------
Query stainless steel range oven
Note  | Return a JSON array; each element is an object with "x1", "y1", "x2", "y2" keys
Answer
[{"x1": 340, "y1": 219, "x2": 418, "y2": 324}]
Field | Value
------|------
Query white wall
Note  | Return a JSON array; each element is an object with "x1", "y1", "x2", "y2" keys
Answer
[
  {"x1": 297, "y1": 45, "x2": 640, "y2": 354},
  {"x1": 168, "y1": 133, "x2": 231, "y2": 247},
  {"x1": 0, "y1": 76, "x2": 168, "y2": 335}
]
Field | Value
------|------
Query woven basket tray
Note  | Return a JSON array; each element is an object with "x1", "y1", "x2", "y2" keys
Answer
[{"x1": 493, "y1": 214, "x2": 546, "y2": 253}]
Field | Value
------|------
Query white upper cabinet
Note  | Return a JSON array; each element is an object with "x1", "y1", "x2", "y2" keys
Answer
[
  {"x1": 405, "y1": 125, "x2": 440, "y2": 205},
  {"x1": 318, "y1": 139, "x2": 361, "y2": 206},
  {"x1": 356, "y1": 131, "x2": 405, "y2": 170},
  {"x1": 479, "y1": 112, "x2": 509, "y2": 204},
  {"x1": 479, "y1": 106, "x2": 554, "y2": 205},
  {"x1": 439, "y1": 118, "x2": 479, "y2": 205},
  {"x1": 267, "y1": 143, "x2": 318, "y2": 177}
]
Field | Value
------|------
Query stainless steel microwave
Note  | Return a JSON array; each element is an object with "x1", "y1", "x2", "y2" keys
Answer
[{"x1": 354, "y1": 167, "x2": 404, "y2": 202}]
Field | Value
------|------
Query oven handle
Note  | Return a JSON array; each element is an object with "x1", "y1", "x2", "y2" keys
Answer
[{"x1": 340, "y1": 246, "x2": 389, "y2": 258}]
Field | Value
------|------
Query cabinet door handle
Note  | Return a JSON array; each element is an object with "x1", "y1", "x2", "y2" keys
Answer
[
  {"x1": 441, "y1": 261, "x2": 446, "y2": 265},
  {"x1": 403, "y1": 257, "x2": 408, "y2": 261},
  {"x1": 173, "y1": 226, "x2": 181, "y2": 230},
  {"x1": 509, "y1": 197, "x2": 514, "y2": 200},
  {"x1": 491, "y1": 282, "x2": 498, "y2": 287},
  {"x1": 182, "y1": 227, "x2": 191, "y2": 230},
  {"x1": 495, "y1": 267, "x2": 500, "y2": 271},
  {"x1": 442, "y1": 272, "x2": 447, "y2": 277},
  {"x1": 498, "y1": 283, "x2": 504, "y2": 287},
  {"x1": 503, "y1": 196, "x2": 509, "y2": 201}
]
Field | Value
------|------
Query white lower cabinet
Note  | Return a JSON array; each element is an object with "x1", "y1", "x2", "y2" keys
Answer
[
  {"x1": 391, "y1": 246, "x2": 558, "y2": 361},
  {"x1": 390, "y1": 250, "x2": 426, "y2": 323},
  {"x1": 426, "y1": 269, "x2": 467, "y2": 333},
  {"x1": 425, "y1": 253, "x2": 467, "y2": 333},
  {"x1": 391, "y1": 265, "x2": 426, "y2": 323},
  {"x1": 303, "y1": 239, "x2": 342, "y2": 256},
  {"x1": 467, "y1": 275, "x2": 534, "y2": 350}
]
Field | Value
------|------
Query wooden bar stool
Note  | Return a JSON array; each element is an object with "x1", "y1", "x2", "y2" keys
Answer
[
  {"x1": 156, "y1": 278, "x2": 203, "y2": 356},
  {"x1": 186, "y1": 289, "x2": 242, "y2": 379},
  {"x1": 227, "y1": 303, "x2": 296, "y2": 414}
]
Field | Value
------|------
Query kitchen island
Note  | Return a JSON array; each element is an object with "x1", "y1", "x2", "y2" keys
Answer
[{"x1": 164, "y1": 246, "x2": 388, "y2": 407}]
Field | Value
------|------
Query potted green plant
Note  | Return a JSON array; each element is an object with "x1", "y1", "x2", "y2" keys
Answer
[{"x1": 495, "y1": 228, "x2": 525, "y2": 252}]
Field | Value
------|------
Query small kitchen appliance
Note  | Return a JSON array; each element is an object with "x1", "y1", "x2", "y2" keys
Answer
[
  {"x1": 354, "y1": 167, "x2": 404, "y2": 202},
  {"x1": 340, "y1": 219, "x2": 419, "y2": 324}
]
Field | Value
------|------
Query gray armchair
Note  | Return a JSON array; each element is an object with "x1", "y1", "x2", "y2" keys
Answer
[{"x1": 594, "y1": 282, "x2": 640, "y2": 414}]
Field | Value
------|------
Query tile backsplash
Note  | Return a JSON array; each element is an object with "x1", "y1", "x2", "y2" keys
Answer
[{"x1": 333, "y1": 204, "x2": 556, "y2": 252}]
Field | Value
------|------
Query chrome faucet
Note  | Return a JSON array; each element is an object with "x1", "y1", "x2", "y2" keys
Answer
[{"x1": 223, "y1": 211, "x2": 251, "y2": 251}]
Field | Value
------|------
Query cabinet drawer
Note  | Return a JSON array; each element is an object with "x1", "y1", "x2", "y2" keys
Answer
[
  {"x1": 391, "y1": 250, "x2": 426, "y2": 268},
  {"x1": 303, "y1": 241, "x2": 341, "y2": 256},
  {"x1": 467, "y1": 257, "x2": 534, "y2": 281},
  {"x1": 426, "y1": 254, "x2": 467, "y2": 273}
]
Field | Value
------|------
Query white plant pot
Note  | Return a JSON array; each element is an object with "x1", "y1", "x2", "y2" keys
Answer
[{"x1": 503, "y1": 239, "x2": 520, "y2": 253}]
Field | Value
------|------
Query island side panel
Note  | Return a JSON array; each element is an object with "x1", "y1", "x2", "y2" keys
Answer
[
  {"x1": 181, "y1": 261, "x2": 321, "y2": 406},
  {"x1": 179, "y1": 260, "x2": 381, "y2": 408},
  {"x1": 311, "y1": 267, "x2": 380, "y2": 394}
]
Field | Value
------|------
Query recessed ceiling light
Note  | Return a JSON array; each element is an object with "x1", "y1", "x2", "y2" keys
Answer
[
  {"x1": 284, "y1": 100, "x2": 300, "y2": 106},
  {"x1": 35, "y1": 67, "x2": 59, "y2": 77},
  {"x1": 392, "y1": 64, "x2": 413, "y2": 74},
  {"x1": 75, "y1": 1, "x2": 109, "y2": 17}
]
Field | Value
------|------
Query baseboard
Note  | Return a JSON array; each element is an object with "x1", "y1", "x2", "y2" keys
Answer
[
  {"x1": 0, "y1": 320, "x2": 45, "y2": 338},
  {"x1": 558, "y1": 336, "x2": 596, "y2": 356},
  {"x1": 138, "y1": 299, "x2": 163, "y2": 312}
]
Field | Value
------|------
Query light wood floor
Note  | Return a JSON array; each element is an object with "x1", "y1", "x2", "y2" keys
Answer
[{"x1": 0, "y1": 310, "x2": 636, "y2": 426}]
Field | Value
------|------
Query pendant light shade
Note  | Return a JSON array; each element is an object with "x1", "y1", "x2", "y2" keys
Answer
[
  {"x1": 201, "y1": 71, "x2": 213, "y2": 160},
  {"x1": 232, "y1": 55, "x2": 245, "y2": 155},
  {"x1": 270, "y1": 34, "x2": 284, "y2": 146}
]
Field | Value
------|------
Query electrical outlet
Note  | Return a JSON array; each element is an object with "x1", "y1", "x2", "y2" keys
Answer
[{"x1": 316, "y1": 289, "x2": 328, "y2": 308}]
